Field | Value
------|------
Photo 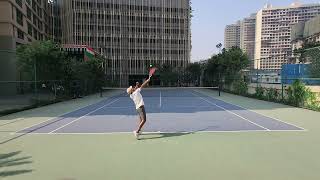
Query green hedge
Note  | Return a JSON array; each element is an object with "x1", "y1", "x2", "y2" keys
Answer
[{"x1": 229, "y1": 80, "x2": 320, "y2": 112}]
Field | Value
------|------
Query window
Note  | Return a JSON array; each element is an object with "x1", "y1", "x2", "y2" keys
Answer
[
  {"x1": 27, "y1": 7, "x2": 32, "y2": 20},
  {"x1": 33, "y1": 28, "x2": 37, "y2": 39},
  {"x1": 16, "y1": 9, "x2": 23, "y2": 26},
  {"x1": 38, "y1": 6, "x2": 42, "y2": 18},
  {"x1": 27, "y1": 23, "x2": 32, "y2": 35},
  {"x1": 33, "y1": 14, "x2": 37, "y2": 26},
  {"x1": 32, "y1": 0, "x2": 37, "y2": 12},
  {"x1": 17, "y1": 29, "x2": 24, "y2": 40},
  {"x1": 38, "y1": 21, "x2": 42, "y2": 31},
  {"x1": 16, "y1": 0, "x2": 22, "y2": 7}
]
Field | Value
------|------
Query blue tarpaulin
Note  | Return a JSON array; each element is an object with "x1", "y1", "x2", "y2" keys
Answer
[{"x1": 281, "y1": 64, "x2": 320, "y2": 85}]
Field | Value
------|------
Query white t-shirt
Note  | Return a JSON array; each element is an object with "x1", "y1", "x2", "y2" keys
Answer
[{"x1": 130, "y1": 88, "x2": 145, "y2": 109}]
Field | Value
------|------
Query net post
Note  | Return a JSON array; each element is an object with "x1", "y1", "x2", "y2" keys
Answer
[{"x1": 218, "y1": 72, "x2": 221, "y2": 96}]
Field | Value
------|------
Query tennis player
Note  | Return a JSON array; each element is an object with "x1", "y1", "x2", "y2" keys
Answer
[{"x1": 127, "y1": 76, "x2": 151, "y2": 139}]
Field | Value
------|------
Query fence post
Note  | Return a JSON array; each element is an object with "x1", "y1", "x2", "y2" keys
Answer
[
  {"x1": 34, "y1": 61, "x2": 39, "y2": 105},
  {"x1": 256, "y1": 71, "x2": 259, "y2": 88},
  {"x1": 281, "y1": 79, "x2": 284, "y2": 102}
]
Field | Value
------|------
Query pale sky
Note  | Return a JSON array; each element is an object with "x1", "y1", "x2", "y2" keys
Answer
[{"x1": 191, "y1": 0, "x2": 320, "y2": 62}]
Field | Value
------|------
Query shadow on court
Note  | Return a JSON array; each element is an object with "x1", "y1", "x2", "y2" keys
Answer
[
  {"x1": 0, "y1": 151, "x2": 33, "y2": 177},
  {"x1": 139, "y1": 132, "x2": 193, "y2": 140}
]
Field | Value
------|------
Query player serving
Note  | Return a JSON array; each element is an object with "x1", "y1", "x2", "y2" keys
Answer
[{"x1": 127, "y1": 66, "x2": 157, "y2": 139}]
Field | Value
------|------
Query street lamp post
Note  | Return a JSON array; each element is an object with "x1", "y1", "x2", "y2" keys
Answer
[
  {"x1": 216, "y1": 43, "x2": 223, "y2": 96},
  {"x1": 216, "y1": 43, "x2": 222, "y2": 54}
]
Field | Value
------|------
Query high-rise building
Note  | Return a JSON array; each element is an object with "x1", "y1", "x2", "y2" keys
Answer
[
  {"x1": 255, "y1": 3, "x2": 320, "y2": 70},
  {"x1": 58, "y1": 0, "x2": 191, "y2": 87},
  {"x1": 291, "y1": 15, "x2": 320, "y2": 63},
  {"x1": 240, "y1": 14, "x2": 256, "y2": 69},
  {"x1": 224, "y1": 21, "x2": 240, "y2": 50},
  {"x1": 0, "y1": 0, "x2": 58, "y2": 82}
]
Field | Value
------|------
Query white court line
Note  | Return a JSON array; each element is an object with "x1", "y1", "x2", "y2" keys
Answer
[
  {"x1": 197, "y1": 89, "x2": 306, "y2": 131},
  {"x1": 16, "y1": 129, "x2": 307, "y2": 135},
  {"x1": 107, "y1": 106, "x2": 214, "y2": 109},
  {"x1": 15, "y1": 96, "x2": 116, "y2": 134},
  {"x1": 48, "y1": 99, "x2": 120, "y2": 134},
  {"x1": 107, "y1": 106, "x2": 133, "y2": 109},
  {"x1": 191, "y1": 92, "x2": 270, "y2": 131},
  {"x1": 0, "y1": 118, "x2": 25, "y2": 127},
  {"x1": 214, "y1": 97, "x2": 307, "y2": 131},
  {"x1": 166, "y1": 106, "x2": 214, "y2": 108}
]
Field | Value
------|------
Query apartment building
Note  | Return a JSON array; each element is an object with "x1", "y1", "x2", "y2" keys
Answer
[
  {"x1": 224, "y1": 21, "x2": 240, "y2": 50},
  {"x1": 255, "y1": 3, "x2": 320, "y2": 70},
  {"x1": 240, "y1": 14, "x2": 256, "y2": 69}
]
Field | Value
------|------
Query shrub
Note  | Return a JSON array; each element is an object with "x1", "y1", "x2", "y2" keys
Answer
[
  {"x1": 255, "y1": 86, "x2": 265, "y2": 99},
  {"x1": 233, "y1": 80, "x2": 248, "y2": 96},
  {"x1": 305, "y1": 90, "x2": 320, "y2": 111},
  {"x1": 287, "y1": 80, "x2": 308, "y2": 107},
  {"x1": 266, "y1": 88, "x2": 279, "y2": 102}
]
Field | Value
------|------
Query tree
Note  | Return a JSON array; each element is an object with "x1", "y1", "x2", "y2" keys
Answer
[
  {"x1": 186, "y1": 62, "x2": 201, "y2": 85},
  {"x1": 17, "y1": 40, "x2": 67, "y2": 81},
  {"x1": 203, "y1": 47, "x2": 249, "y2": 85},
  {"x1": 17, "y1": 40, "x2": 106, "y2": 96},
  {"x1": 159, "y1": 64, "x2": 179, "y2": 86},
  {"x1": 72, "y1": 57, "x2": 105, "y2": 94},
  {"x1": 305, "y1": 48, "x2": 320, "y2": 78},
  {"x1": 294, "y1": 42, "x2": 320, "y2": 78}
]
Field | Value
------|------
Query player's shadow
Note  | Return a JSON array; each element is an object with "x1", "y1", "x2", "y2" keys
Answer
[
  {"x1": 139, "y1": 126, "x2": 218, "y2": 140},
  {"x1": 0, "y1": 151, "x2": 33, "y2": 177},
  {"x1": 139, "y1": 132, "x2": 193, "y2": 140}
]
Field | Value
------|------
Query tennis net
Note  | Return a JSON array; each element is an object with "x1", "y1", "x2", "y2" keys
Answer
[{"x1": 101, "y1": 87, "x2": 221, "y2": 98}]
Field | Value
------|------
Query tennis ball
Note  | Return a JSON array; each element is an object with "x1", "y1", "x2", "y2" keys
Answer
[{"x1": 150, "y1": 64, "x2": 153, "y2": 68}]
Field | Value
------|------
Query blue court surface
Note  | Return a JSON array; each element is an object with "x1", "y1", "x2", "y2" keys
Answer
[{"x1": 17, "y1": 88, "x2": 304, "y2": 134}]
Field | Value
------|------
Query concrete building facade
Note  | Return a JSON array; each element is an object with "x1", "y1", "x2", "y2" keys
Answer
[
  {"x1": 0, "y1": 0, "x2": 52, "y2": 81},
  {"x1": 255, "y1": 3, "x2": 320, "y2": 70},
  {"x1": 291, "y1": 15, "x2": 320, "y2": 63},
  {"x1": 224, "y1": 22, "x2": 240, "y2": 50},
  {"x1": 58, "y1": 0, "x2": 191, "y2": 87},
  {"x1": 240, "y1": 14, "x2": 256, "y2": 69},
  {"x1": 0, "y1": 0, "x2": 58, "y2": 94}
]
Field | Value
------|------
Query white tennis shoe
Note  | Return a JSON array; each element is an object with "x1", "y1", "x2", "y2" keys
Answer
[{"x1": 133, "y1": 131, "x2": 140, "y2": 140}]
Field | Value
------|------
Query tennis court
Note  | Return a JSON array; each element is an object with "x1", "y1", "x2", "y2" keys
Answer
[
  {"x1": 16, "y1": 88, "x2": 303, "y2": 135},
  {"x1": 2, "y1": 88, "x2": 320, "y2": 180}
]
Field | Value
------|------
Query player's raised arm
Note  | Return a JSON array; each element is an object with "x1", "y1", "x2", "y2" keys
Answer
[{"x1": 140, "y1": 76, "x2": 151, "y2": 89}]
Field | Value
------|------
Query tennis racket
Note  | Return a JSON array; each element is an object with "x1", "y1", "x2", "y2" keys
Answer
[{"x1": 149, "y1": 67, "x2": 157, "y2": 77}]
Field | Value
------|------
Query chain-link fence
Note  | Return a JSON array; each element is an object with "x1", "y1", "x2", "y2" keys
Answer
[
  {"x1": 0, "y1": 80, "x2": 104, "y2": 115},
  {"x1": 219, "y1": 74, "x2": 320, "y2": 111}
]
